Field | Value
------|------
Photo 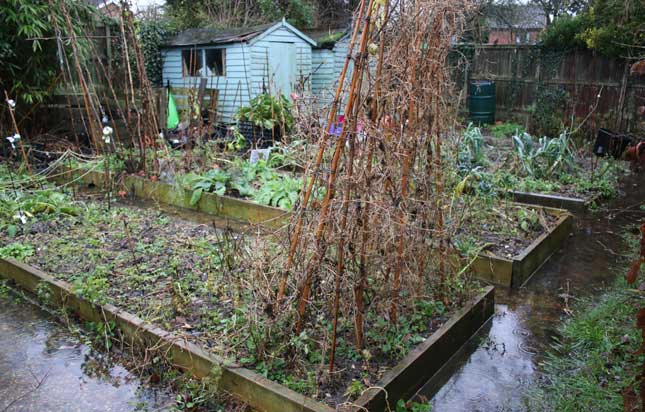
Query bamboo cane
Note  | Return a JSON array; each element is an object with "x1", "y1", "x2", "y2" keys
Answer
[
  {"x1": 295, "y1": 0, "x2": 375, "y2": 335},
  {"x1": 275, "y1": 0, "x2": 370, "y2": 309}
]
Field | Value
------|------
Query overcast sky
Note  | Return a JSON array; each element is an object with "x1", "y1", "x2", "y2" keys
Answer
[{"x1": 129, "y1": 0, "x2": 165, "y2": 11}]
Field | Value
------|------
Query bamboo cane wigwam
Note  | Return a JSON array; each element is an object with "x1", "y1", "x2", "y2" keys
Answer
[{"x1": 255, "y1": 0, "x2": 478, "y2": 380}]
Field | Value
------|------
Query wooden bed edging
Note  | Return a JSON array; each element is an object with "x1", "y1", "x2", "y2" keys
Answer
[
  {"x1": 472, "y1": 206, "x2": 573, "y2": 287},
  {"x1": 56, "y1": 168, "x2": 289, "y2": 228},
  {"x1": 508, "y1": 190, "x2": 599, "y2": 212},
  {"x1": 0, "y1": 258, "x2": 332, "y2": 412},
  {"x1": 0, "y1": 258, "x2": 494, "y2": 412},
  {"x1": 353, "y1": 286, "x2": 495, "y2": 411}
]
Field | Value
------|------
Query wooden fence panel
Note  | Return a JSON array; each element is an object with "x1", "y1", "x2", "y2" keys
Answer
[{"x1": 465, "y1": 45, "x2": 645, "y2": 134}]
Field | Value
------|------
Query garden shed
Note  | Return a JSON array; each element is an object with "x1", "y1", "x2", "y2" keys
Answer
[
  {"x1": 306, "y1": 28, "x2": 352, "y2": 106},
  {"x1": 161, "y1": 20, "x2": 316, "y2": 123}
]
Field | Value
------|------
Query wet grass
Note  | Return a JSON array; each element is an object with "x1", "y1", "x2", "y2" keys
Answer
[{"x1": 527, "y1": 236, "x2": 644, "y2": 411}]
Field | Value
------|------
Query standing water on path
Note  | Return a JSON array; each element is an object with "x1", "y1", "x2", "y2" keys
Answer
[
  {"x1": 417, "y1": 174, "x2": 645, "y2": 412},
  {"x1": 0, "y1": 292, "x2": 174, "y2": 412}
]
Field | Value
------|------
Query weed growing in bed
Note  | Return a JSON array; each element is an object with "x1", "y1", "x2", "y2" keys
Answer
[
  {"x1": 71, "y1": 265, "x2": 111, "y2": 305},
  {"x1": 0, "y1": 280, "x2": 8, "y2": 298},
  {"x1": 35, "y1": 281, "x2": 53, "y2": 304},
  {"x1": 0, "y1": 242, "x2": 34, "y2": 260},
  {"x1": 490, "y1": 122, "x2": 525, "y2": 139}
]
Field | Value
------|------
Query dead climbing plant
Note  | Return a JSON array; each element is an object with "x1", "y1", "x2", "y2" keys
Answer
[{"x1": 251, "y1": 0, "x2": 475, "y2": 374}]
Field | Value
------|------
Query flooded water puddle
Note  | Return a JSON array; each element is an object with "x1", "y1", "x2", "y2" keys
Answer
[
  {"x1": 0, "y1": 293, "x2": 174, "y2": 412},
  {"x1": 417, "y1": 174, "x2": 645, "y2": 411}
]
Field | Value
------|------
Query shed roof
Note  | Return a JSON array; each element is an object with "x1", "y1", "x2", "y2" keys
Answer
[
  {"x1": 164, "y1": 20, "x2": 317, "y2": 47},
  {"x1": 303, "y1": 28, "x2": 349, "y2": 49},
  {"x1": 164, "y1": 23, "x2": 274, "y2": 47}
]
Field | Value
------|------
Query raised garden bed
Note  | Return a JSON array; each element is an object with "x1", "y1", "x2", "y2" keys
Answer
[
  {"x1": 457, "y1": 123, "x2": 628, "y2": 212},
  {"x1": 0, "y1": 257, "x2": 494, "y2": 412},
  {"x1": 468, "y1": 204, "x2": 573, "y2": 287},
  {"x1": 507, "y1": 190, "x2": 599, "y2": 212},
  {"x1": 0, "y1": 185, "x2": 494, "y2": 411},
  {"x1": 55, "y1": 168, "x2": 289, "y2": 228}
]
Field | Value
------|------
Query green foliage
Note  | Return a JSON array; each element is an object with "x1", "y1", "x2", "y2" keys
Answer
[
  {"x1": 226, "y1": 126, "x2": 247, "y2": 152},
  {"x1": 495, "y1": 170, "x2": 561, "y2": 194},
  {"x1": 184, "y1": 169, "x2": 232, "y2": 205},
  {"x1": 453, "y1": 236, "x2": 480, "y2": 259},
  {"x1": 529, "y1": 86, "x2": 568, "y2": 137},
  {"x1": 173, "y1": 378, "x2": 214, "y2": 412},
  {"x1": 228, "y1": 158, "x2": 276, "y2": 196},
  {"x1": 236, "y1": 93, "x2": 294, "y2": 132},
  {"x1": 511, "y1": 131, "x2": 574, "y2": 179},
  {"x1": 515, "y1": 208, "x2": 540, "y2": 233},
  {"x1": 85, "y1": 320, "x2": 116, "y2": 351},
  {"x1": 458, "y1": 123, "x2": 488, "y2": 171},
  {"x1": 267, "y1": 140, "x2": 306, "y2": 169},
  {"x1": 0, "y1": 280, "x2": 9, "y2": 299},
  {"x1": 396, "y1": 399, "x2": 432, "y2": 412},
  {"x1": 253, "y1": 175, "x2": 301, "y2": 209},
  {"x1": 181, "y1": 157, "x2": 303, "y2": 209},
  {"x1": 0, "y1": 243, "x2": 34, "y2": 261},
  {"x1": 258, "y1": 0, "x2": 314, "y2": 27},
  {"x1": 138, "y1": 18, "x2": 171, "y2": 86},
  {"x1": 344, "y1": 379, "x2": 366, "y2": 398},
  {"x1": 36, "y1": 281, "x2": 53, "y2": 303},
  {"x1": 562, "y1": 160, "x2": 623, "y2": 198},
  {"x1": 0, "y1": 187, "x2": 80, "y2": 236},
  {"x1": 283, "y1": 371, "x2": 317, "y2": 395},
  {"x1": 489, "y1": 122, "x2": 525, "y2": 139},
  {"x1": 541, "y1": 0, "x2": 645, "y2": 57},
  {"x1": 0, "y1": 0, "x2": 96, "y2": 104},
  {"x1": 540, "y1": 14, "x2": 589, "y2": 52},
  {"x1": 528, "y1": 278, "x2": 641, "y2": 411},
  {"x1": 165, "y1": 0, "x2": 315, "y2": 30},
  {"x1": 72, "y1": 267, "x2": 110, "y2": 305}
]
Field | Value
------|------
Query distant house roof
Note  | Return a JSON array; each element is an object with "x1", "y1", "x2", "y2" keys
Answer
[
  {"x1": 303, "y1": 28, "x2": 349, "y2": 49},
  {"x1": 486, "y1": 5, "x2": 546, "y2": 30},
  {"x1": 164, "y1": 20, "x2": 317, "y2": 47}
]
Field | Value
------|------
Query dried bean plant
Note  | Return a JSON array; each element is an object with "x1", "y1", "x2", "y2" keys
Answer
[{"x1": 252, "y1": 0, "x2": 475, "y2": 376}]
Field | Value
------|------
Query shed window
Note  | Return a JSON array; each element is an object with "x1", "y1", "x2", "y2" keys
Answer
[
  {"x1": 182, "y1": 48, "x2": 226, "y2": 77},
  {"x1": 205, "y1": 49, "x2": 225, "y2": 76},
  {"x1": 182, "y1": 49, "x2": 202, "y2": 77}
]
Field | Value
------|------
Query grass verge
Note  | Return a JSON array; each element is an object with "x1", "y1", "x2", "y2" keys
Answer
[{"x1": 528, "y1": 235, "x2": 644, "y2": 411}]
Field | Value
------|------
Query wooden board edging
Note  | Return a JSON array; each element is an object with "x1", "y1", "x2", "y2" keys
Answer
[
  {"x1": 508, "y1": 190, "x2": 599, "y2": 212},
  {"x1": 55, "y1": 168, "x2": 289, "y2": 228},
  {"x1": 353, "y1": 286, "x2": 495, "y2": 411},
  {"x1": 473, "y1": 206, "x2": 573, "y2": 287},
  {"x1": 0, "y1": 258, "x2": 494, "y2": 412},
  {"x1": 0, "y1": 258, "x2": 332, "y2": 412}
]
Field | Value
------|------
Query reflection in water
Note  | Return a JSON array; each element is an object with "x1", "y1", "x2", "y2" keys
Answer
[
  {"x1": 418, "y1": 173, "x2": 645, "y2": 411},
  {"x1": 0, "y1": 294, "x2": 173, "y2": 412}
]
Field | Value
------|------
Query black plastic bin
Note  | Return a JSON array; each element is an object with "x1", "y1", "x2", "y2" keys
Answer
[{"x1": 593, "y1": 128, "x2": 632, "y2": 158}]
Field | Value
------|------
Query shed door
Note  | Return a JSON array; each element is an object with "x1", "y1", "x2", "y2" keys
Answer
[{"x1": 268, "y1": 42, "x2": 296, "y2": 97}]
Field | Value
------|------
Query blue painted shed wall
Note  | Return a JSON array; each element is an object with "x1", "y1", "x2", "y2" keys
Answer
[
  {"x1": 249, "y1": 26, "x2": 312, "y2": 97},
  {"x1": 311, "y1": 48, "x2": 335, "y2": 105},
  {"x1": 161, "y1": 43, "x2": 252, "y2": 123},
  {"x1": 161, "y1": 24, "x2": 313, "y2": 123}
]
